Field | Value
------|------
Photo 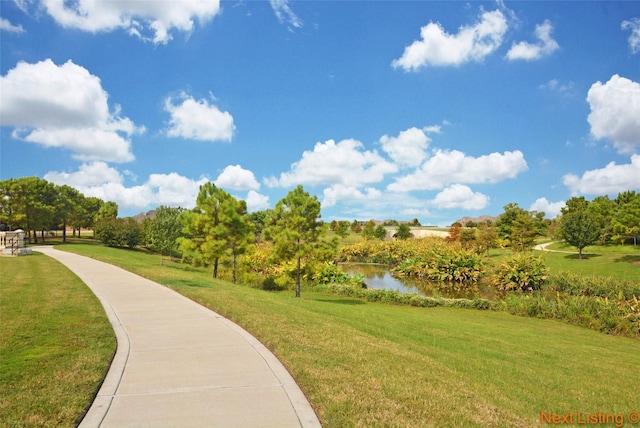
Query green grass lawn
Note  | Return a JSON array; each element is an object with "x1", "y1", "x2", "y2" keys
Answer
[
  {"x1": 537, "y1": 242, "x2": 640, "y2": 281},
  {"x1": 58, "y1": 244, "x2": 640, "y2": 427},
  {"x1": 0, "y1": 252, "x2": 116, "y2": 427}
]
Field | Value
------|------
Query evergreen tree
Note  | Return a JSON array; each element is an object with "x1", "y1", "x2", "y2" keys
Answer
[{"x1": 265, "y1": 185, "x2": 321, "y2": 297}]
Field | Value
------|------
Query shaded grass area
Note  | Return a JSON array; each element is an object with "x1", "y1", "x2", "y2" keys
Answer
[
  {"x1": 0, "y1": 253, "x2": 116, "y2": 428},
  {"x1": 60, "y1": 244, "x2": 640, "y2": 427}
]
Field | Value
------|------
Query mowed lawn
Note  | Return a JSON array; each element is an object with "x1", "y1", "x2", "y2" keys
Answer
[
  {"x1": 0, "y1": 253, "x2": 116, "y2": 427},
  {"x1": 59, "y1": 244, "x2": 640, "y2": 428},
  {"x1": 541, "y1": 242, "x2": 640, "y2": 281}
]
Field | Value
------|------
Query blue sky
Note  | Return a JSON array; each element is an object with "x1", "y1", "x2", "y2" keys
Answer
[{"x1": 1, "y1": 1, "x2": 639, "y2": 226}]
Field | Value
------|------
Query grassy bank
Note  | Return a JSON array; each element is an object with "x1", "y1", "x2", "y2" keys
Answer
[
  {"x1": 58, "y1": 244, "x2": 640, "y2": 427},
  {"x1": 0, "y1": 253, "x2": 116, "y2": 427}
]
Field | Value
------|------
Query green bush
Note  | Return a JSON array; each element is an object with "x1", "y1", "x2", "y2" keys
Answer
[
  {"x1": 493, "y1": 253, "x2": 549, "y2": 292},
  {"x1": 95, "y1": 217, "x2": 143, "y2": 249}
]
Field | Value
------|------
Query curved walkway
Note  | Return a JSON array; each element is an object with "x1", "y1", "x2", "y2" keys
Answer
[{"x1": 35, "y1": 246, "x2": 321, "y2": 428}]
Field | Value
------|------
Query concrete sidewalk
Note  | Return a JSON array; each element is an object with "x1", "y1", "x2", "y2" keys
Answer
[{"x1": 35, "y1": 247, "x2": 321, "y2": 428}]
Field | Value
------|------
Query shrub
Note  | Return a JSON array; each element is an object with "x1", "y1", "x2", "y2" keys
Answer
[
  {"x1": 95, "y1": 217, "x2": 143, "y2": 249},
  {"x1": 493, "y1": 253, "x2": 549, "y2": 292}
]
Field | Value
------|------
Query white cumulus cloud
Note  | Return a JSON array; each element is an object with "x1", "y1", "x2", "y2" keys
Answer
[
  {"x1": 44, "y1": 161, "x2": 123, "y2": 187},
  {"x1": 391, "y1": 9, "x2": 508, "y2": 70},
  {"x1": 587, "y1": 75, "x2": 640, "y2": 154},
  {"x1": 214, "y1": 165, "x2": 260, "y2": 191},
  {"x1": 622, "y1": 18, "x2": 640, "y2": 54},
  {"x1": 322, "y1": 185, "x2": 382, "y2": 208},
  {"x1": 529, "y1": 197, "x2": 565, "y2": 218},
  {"x1": 266, "y1": 138, "x2": 397, "y2": 188},
  {"x1": 1, "y1": 17, "x2": 25, "y2": 33},
  {"x1": 164, "y1": 94, "x2": 235, "y2": 142},
  {"x1": 245, "y1": 190, "x2": 270, "y2": 212},
  {"x1": 0, "y1": 59, "x2": 142, "y2": 163},
  {"x1": 379, "y1": 127, "x2": 431, "y2": 168},
  {"x1": 430, "y1": 184, "x2": 489, "y2": 210},
  {"x1": 563, "y1": 154, "x2": 640, "y2": 196},
  {"x1": 145, "y1": 173, "x2": 208, "y2": 207},
  {"x1": 45, "y1": 162, "x2": 209, "y2": 211},
  {"x1": 506, "y1": 20, "x2": 559, "y2": 61},
  {"x1": 388, "y1": 149, "x2": 528, "y2": 192},
  {"x1": 39, "y1": 0, "x2": 220, "y2": 44}
]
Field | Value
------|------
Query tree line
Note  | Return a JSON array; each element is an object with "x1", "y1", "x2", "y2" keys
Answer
[
  {"x1": 0, "y1": 177, "x2": 118, "y2": 243},
  {"x1": 447, "y1": 191, "x2": 640, "y2": 257},
  {"x1": 3, "y1": 175, "x2": 637, "y2": 295}
]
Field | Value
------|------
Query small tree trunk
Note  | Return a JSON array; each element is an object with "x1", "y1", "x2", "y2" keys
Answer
[
  {"x1": 232, "y1": 253, "x2": 237, "y2": 284},
  {"x1": 63, "y1": 220, "x2": 67, "y2": 243},
  {"x1": 213, "y1": 258, "x2": 219, "y2": 279},
  {"x1": 296, "y1": 256, "x2": 301, "y2": 298}
]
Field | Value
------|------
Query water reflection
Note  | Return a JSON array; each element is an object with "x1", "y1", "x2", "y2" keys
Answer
[
  {"x1": 342, "y1": 263, "x2": 494, "y2": 300},
  {"x1": 343, "y1": 263, "x2": 425, "y2": 295}
]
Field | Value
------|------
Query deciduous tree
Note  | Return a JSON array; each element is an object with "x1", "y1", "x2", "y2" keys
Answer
[
  {"x1": 510, "y1": 213, "x2": 538, "y2": 252},
  {"x1": 55, "y1": 185, "x2": 83, "y2": 243},
  {"x1": 374, "y1": 225, "x2": 387, "y2": 240},
  {"x1": 145, "y1": 206, "x2": 184, "y2": 265},
  {"x1": 477, "y1": 222, "x2": 499, "y2": 255},
  {"x1": 362, "y1": 220, "x2": 376, "y2": 240},
  {"x1": 559, "y1": 210, "x2": 600, "y2": 259},
  {"x1": 396, "y1": 224, "x2": 412, "y2": 240}
]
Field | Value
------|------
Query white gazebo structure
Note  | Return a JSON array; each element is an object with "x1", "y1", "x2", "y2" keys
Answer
[{"x1": 0, "y1": 230, "x2": 32, "y2": 256}]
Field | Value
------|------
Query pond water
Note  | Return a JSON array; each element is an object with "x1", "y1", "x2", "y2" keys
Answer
[
  {"x1": 342, "y1": 263, "x2": 496, "y2": 300},
  {"x1": 342, "y1": 263, "x2": 425, "y2": 295}
]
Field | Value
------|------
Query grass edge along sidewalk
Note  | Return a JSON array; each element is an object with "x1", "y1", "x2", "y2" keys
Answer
[
  {"x1": 0, "y1": 252, "x2": 116, "y2": 428},
  {"x1": 56, "y1": 244, "x2": 640, "y2": 428}
]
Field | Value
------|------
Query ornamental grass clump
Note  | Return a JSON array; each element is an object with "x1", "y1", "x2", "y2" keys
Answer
[
  {"x1": 326, "y1": 283, "x2": 494, "y2": 310},
  {"x1": 493, "y1": 253, "x2": 549, "y2": 292},
  {"x1": 546, "y1": 271, "x2": 640, "y2": 300},
  {"x1": 503, "y1": 293, "x2": 639, "y2": 337},
  {"x1": 313, "y1": 262, "x2": 365, "y2": 288},
  {"x1": 392, "y1": 247, "x2": 484, "y2": 283}
]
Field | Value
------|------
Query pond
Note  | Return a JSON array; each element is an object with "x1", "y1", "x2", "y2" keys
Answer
[{"x1": 342, "y1": 263, "x2": 496, "y2": 300}]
